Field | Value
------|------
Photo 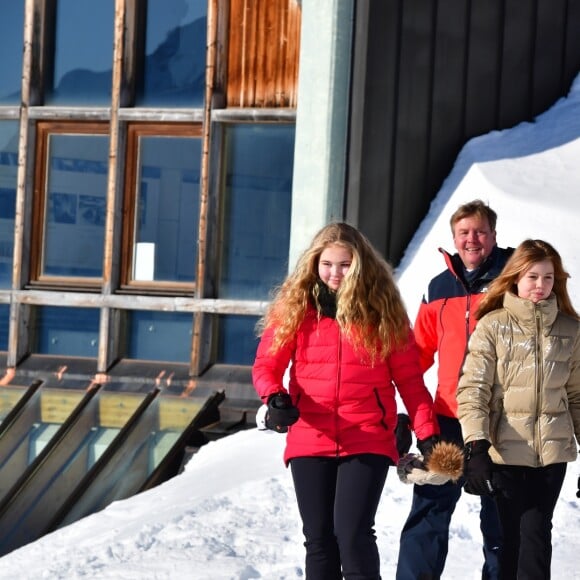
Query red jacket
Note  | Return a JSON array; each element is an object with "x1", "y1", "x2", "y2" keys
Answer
[
  {"x1": 252, "y1": 306, "x2": 439, "y2": 464},
  {"x1": 414, "y1": 246, "x2": 513, "y2": 418}
]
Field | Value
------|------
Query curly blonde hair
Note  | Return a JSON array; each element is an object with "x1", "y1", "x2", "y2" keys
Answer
[
  {"x1": 476, "y1": 239, "x2": 579, "y2": 320},
  {"x1": 257, "y1": 222, "x2": 411, "y2": 362}
]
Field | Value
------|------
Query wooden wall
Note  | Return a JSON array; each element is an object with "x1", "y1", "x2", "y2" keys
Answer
[
  {"x1": 226, "y1": 0, "x2": 301, "y2": 107},
  {"x1": 349, "y1": 0, "x2": 580, "y2": 265}
]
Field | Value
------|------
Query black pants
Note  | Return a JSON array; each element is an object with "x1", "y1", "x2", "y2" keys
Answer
[
  {"x1": 493, "y1": 462, "x2": 566, "y2": 580},
  {"x1": 290, "y1": 454, "x2": 391, "y2": 580}
]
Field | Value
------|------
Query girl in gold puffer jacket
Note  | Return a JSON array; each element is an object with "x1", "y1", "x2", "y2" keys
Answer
[{"x1": 457, "y1": 239, "x2": 580, "y2": 580}]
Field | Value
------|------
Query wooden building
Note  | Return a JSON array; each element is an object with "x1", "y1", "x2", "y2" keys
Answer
[{"x1": 1, "y1": 0, "x2": 579, "y2": 427}]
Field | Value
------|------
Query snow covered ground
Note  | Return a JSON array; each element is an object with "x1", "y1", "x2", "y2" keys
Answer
[{"x1": 1, "y1": 73, "x2": 580, "y2": 580}]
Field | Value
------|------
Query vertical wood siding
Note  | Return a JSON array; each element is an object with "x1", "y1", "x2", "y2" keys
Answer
[
  {"x1": 227, "y1": 0, "x2": 301, "y2": 107},
  {"x1": 350, "y1": 0, "x2": 580, "y2": 265}
]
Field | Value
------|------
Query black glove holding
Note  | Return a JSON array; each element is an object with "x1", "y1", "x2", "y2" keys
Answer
[
  {"x1": 417, "y1": 435, "x2": 440, "y2": 461},
  {"x1": 265, "y1": 393, "x2": 300, "y2": 433},
  {"x1": 395, "y1": 413, "x2": 412, "y2": 456},
  {"x1": 464, "y1": 440, "x2": 495, "y2": 495}
]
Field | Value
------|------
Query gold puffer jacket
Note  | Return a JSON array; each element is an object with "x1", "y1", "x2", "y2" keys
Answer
[{"x1": 457, "y1": 292, "x2": 580, "y2": 467}]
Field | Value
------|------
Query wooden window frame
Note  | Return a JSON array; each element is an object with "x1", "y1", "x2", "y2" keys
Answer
[
  {"x1": 29, "y1": 120, "x2": 110, "y2": 291},
  {"x1": 119, "y1": 122, "x2": 204, "y2": 295}
]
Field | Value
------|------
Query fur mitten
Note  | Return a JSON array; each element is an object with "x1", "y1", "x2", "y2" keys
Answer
[
  {"x1": 398, "y1": 441, "x2": 464, "y2": 486},
  {"x1": 426, "y1": 440, "x2": 465, "y2": 482}
]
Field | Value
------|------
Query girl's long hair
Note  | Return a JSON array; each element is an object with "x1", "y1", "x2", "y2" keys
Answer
[
  {"x1": 257, "y1": 222, "x2": 411, "y2": 361},
  {"x1": 476, "y1": 238, "x2": 579, "y2": 320}
]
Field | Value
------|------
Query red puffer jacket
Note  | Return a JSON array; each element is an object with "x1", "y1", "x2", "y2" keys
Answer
[{"x1": 252, "y1": 306, "x2": 439, "y2": 465}]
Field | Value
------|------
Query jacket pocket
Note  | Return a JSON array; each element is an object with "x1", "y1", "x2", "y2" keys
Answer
[{"x1": 373, "y1": 388, "x2": 390, "y2": 430}]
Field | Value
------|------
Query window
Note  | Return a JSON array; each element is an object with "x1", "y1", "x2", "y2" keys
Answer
[
  {"x1": 136, "y1": 0, "x2": 207, "y2": 107},
  {"x1": 219, "y1": 124, "x2": 294, "y2": 299},
  {"x1": 125, "y1": 310, "x2": 193, "y2": 363},
  {"x1": 217, "y1": 315, "x2": 260, "y2": 365},
  {"x1": 3, "y1": 0, "x2": 300, "y2": 375},
  {"x1": 0, "y1": 121, "x2": 19, "y2": 289},
  {"x1": 0, "y1": 2, "x2": 24, "y2": 104},
  {"x1": 46, "y1": 0, "x2": 114, "y2": 105},
  {"x1": 121, "y1": 124, "x2": 202, "y2": 291},
  {"x1": 31, "y1": 306, "x2": 100, "y2": 357},
  {"x1": 0, "y1": 305, "x2": 8, "y2": 351},
  {"x1": 31, "y1": 123, "x2": 109, "y2": 287}
]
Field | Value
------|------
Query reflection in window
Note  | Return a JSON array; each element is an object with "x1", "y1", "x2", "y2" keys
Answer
[
  {"x1": 137, "y1": 0, "x2": 207, "y2": 107},
  {"x1": 217, "y1": 315, "x2": 260, "y2": 365},
  {"x1": 0, "y1": 2, "x2": 24, "y2": 104},
  {"x1": 219, "y1": 125, "x2": 294, "y2": 299},
  {"x1": 0, "y1": 121, "x2": 19, "y2": 288},
  {"x1": 32, "y1": 306, "x2": 100, "y2": 356},
  {"x1": 46, "y1": 0, "x2": 114, "y2": 105},
  {"x1": 0, "y1": 305, "x2": 8, "y2": 351},
  {"x1": 131, "y1": 136, "x2": 200, "y2": 284},
  {"x1": 125, "y1": 310, "x2": 193, "y2": 363},
  {"x1": 42, "y1": 133, "x2": 109, "y2": 278}
]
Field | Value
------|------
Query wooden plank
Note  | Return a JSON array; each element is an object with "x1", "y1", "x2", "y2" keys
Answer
[
  {"x1": 351, "y1": 0, "x2": 401, "y2": 259},
  {"x1": 533, "y1": 0, "x2": 567, "y2": 115},
  {"x1": 499, "y1": 0, "x2": 535, "y2": 128},
  {"x1": 563, "y1": 0, "x2": 580, "y2": 92},
  {"x1": 0, "y1": 387, "x2": 27, "y2": 421},
  {"x1": 427, "y1": 0, "x2": 470, "y2": 205},
  {"x1": 389, "y1": 0, "x2": 436, "y2": 261},
  {"x1": 464, "y1": 0, "x2": 503, "y2": 139},
  {"x1": 40, "y1": 390, "x2": 85, "y2": 424},
  {"x1": 158, "y1": 396, "x2": 204, "y2": 430},
  {"x1": 98, "y1": 392, "x2": 145, "y2": 428},
  {"x1": 227, "y1": 0, "x2": 300, "y2": 107},
  {"x1": 12, "y1": 289, "x2": 269, "y2": 315}
]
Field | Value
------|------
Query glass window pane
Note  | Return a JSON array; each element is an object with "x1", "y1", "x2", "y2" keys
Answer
[
  {"x1": 46, "y1": 0, "x2": 114, "y2": 105},
  {"x1": 43, "y1": 133, "x2": 108, "y2": 278},
  {"x1": 219, "y1": 125, "x2": 294, "y2": 299},
  {"x1": 0, "y1": 2, "x2": 24, "y2": 104},
  {"x1": 0, "y1": 305, "x2": 9, "y2": 351},
  {"x1": 137, "y1": 0, "x2": 207, "y2": 107},
  {"x1": 132, "y1": 136, "x2": 200, "y2": 283},
  {"x1": 217, "y1": 315, "x2": 259, "y2": 365},
  {"x1": 32, "y1": 306, "x2": 100, "y2": 356},
  {"x1": 126, "y1": 311, "x2": 192, "y2": 363},
  {"x1": 0, "y1": 121, "x2": 19, "y2": 289}
]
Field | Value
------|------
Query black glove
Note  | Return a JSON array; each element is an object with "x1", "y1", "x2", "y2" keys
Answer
[
  {"x1": 395, "y1": 413, "x2": 412, "y2": 456},
  {"x1": 417, "y1": 435, "x2": 440, "y2": 461},
  {"x1": 576, "y1": 476, "x2": 580, "y2": 499},
  {"x1": 464, "y1": 440, "x2": 495, "y2": 496},
  {"x1": 265, "y1": 393, "x2": 300, "y2": 433}
]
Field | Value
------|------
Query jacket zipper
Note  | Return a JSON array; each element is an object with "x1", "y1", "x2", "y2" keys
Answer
[
  {"x1": 465, "y1": 294, "x2": 472, "y2": 349},
  {"x1": 335, "y1": 332, "x2": 342, "y2": 457},
  {"x1": 534, "y1": 308, "x2": 543, "y2": 466}
]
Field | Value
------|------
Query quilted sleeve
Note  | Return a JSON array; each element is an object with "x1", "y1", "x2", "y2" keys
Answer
[
  {"x1": 252, "y1": 325, "x2": 295, "y2": 402},
  {"x1": 565, "y1": 326, "x2": 580, "y2": 444},
  {"x1": 456, "y1": 317, "x2": 497, "y2": 444}
]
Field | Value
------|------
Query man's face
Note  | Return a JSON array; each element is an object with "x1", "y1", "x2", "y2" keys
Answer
[{"x1": 452, "y1": 215, "x2": 496, "y2": 270}]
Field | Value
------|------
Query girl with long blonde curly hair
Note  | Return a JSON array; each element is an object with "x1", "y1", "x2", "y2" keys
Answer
[
  {"x1": 257, "y1": 221, "x2": 411, "y2": 362},
  {"x1": 253, "y1": 222, "x2": 443, "y2": 580}
]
